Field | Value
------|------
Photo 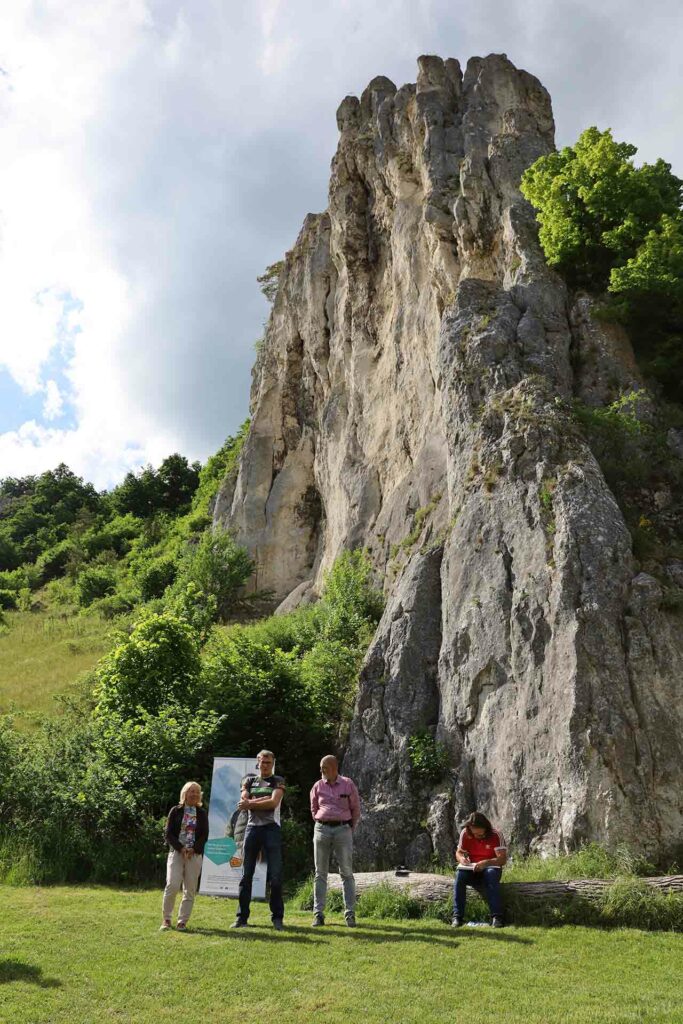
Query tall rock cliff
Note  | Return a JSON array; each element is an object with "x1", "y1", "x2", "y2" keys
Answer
[{"x1": 215, "y1": 55, "x2": 683, "y2": 864}]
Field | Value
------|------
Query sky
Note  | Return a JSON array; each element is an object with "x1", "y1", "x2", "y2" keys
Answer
[{"x1": 0, "y1": 0, "x2": 681, "y2": 490}]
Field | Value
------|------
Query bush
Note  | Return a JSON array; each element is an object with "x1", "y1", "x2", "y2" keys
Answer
[
  {"x1": 95, "y1": 612, "x2": 202, "y2": 719},
  {"x1": 0, "y1": 531, "x2": 23, "y2": 572},
  {"x1": 357, "y1": 882, "x2": 425, "y2": 919},
  {"x1": 0, "y1": 696, "x2": 222, "y2": 885},
  {"x1": 76, "y1": 566, "x2": 116, "y2": 607},
  {"x1": 408, "y1": 730, "x2": 449, "y2": 783},
  {"x1": 0, "y1": 589, "x2": 18, "y2": 611},
  {"x1": 136, "y1": 555, "x2": 178, "y2": 600},
  {"x1": 174, "y1": 529, "x2": 253, "y2": 622},
  {"x1": 86, "y1": 593, "x2": 135, "y2": 619},
  {"x1": 34, "y1": 539, "x2": 78, "y2": 586},
  {"x1": 505, "y1": 842, "x2": 657, "y2": 884},
  {"x1": 201, "y1": 630, "x2": 325, "y2": 812},
  {"x1": 319, "y1": 550, "x2": 384, "y2": 646},
  {"x1": 290, "y1": 875, "x2": 345, "y2": 912},
  {"x1": 300, "y1": 639, "x2": 363, "y2": 731},
  {"x1": 0, "y1": 568, "x2": 28, "y2": 594},
  {"x1": 81, "y1": 513, "x2": 141, "y2": 559}
]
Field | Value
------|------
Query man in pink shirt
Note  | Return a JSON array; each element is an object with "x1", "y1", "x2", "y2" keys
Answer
[{"x1": 309, "y1": 754, "x2": 360, "y2": 927}]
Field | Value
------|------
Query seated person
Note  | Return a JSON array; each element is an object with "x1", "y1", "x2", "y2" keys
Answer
[{"x1": 452, "y1": 811, "x2": 507, "y2": 928}]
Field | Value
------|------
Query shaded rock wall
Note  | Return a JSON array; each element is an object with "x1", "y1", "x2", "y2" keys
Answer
[{"x1": 216, "y1": 54, "x2": 683, "y2": 863}]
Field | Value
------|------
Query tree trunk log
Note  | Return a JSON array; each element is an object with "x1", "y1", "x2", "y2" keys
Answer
[{"x1": 327, "y1": 871, "x2": 683, "y2": 904}]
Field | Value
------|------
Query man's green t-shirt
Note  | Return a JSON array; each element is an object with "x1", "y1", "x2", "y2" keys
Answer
[{"x1": 242, "y1": 774, "x2": 285, "y2": 826}]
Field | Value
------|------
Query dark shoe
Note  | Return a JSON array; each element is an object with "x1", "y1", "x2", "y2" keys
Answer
[
  {"x1": 312, "y1": 914, "x2": 325, "y2": 927},
  {"x1": 451, "y1": 917, "x2": 463, "y2": 928},
  {"x1": 273, "y1": 919, "x2": 285, "y2": 931},
  {"x1": 176, "y1": 921, "x2": 188, "y2": 931},
  {"x1": 491, "y1": 916, "x2": 505, "y2": 928},
  {"x1": 230, "y1": 919, "x2": 247, "y2": 929},
  {"x1": 159, "y1": 919, "x2": 172, "y2": 931},
  {"x1": 345, "y1": 915, "x2": 357, "y2": 928}
]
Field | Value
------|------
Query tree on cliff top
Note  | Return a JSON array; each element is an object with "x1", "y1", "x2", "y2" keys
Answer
[
  {"x1": 522, "y1": 127, "x2": 683, "y2": 401},
  {"x1": 521, "y1": 127, "x2": 682, "y2": 290}
]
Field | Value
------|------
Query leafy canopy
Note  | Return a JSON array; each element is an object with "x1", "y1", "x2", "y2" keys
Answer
[
  {"x1": 522, "y1": 127, "x2": 683, "y2": 401},
  {"x1": 521, "y1": 127, "x2": 682, "y2": 290}
]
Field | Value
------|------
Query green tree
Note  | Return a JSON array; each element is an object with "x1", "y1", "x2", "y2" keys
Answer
[
  {"x1": 175, "y1": 529, "x2": 253, "y2": 622},
  {"x1": 94, "y1": 612, "x2": 202, "y2": 719},
  {"x1": 156, "y1": 454, "x2": 201, "y2": 514},
  {"x1": 521, "y1": 127, "x2": 682, "y2": 289},
  {"x1": 257, "y1": 260, "x2": 284, "y2": 304},
  {"x1": 110, "y1": 466, "x2": 161, "y2": 518}
]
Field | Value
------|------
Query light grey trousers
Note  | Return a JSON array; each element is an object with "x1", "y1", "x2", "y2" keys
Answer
[
  {"x1": 162, "y1": 850, "x2": 203, "y2": 923},
  {"x1": 313, "y1": 822, "x2": 355, "y2": 917}
]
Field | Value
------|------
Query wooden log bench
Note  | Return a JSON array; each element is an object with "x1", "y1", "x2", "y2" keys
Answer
[{"x1": 327, "y1": 870, "x2": 683, "y2": 906}]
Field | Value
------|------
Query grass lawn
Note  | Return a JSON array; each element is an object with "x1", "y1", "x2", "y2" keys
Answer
[
  {"x1": 0, "y1": 610, "x2": 115, "y2": 722},
  {"x1": 2, "y1": 886, "x2": 681, "y2": 1024}
]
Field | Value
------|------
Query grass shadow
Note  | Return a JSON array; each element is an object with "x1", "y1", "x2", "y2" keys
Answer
[
  {"x1": 325, "y1": 921, "x2": 533, "y2": 946},
  {"x1": 189, "y1": 925, "x2": 324, "y2": 945},
  {"x1": 0, "y1": 959, "x2": 62, "y2": 988}
]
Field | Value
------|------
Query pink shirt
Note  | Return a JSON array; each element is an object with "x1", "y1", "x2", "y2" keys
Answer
[{"x1": 310, "y1": 775, "x2": 361, "y2": 828}]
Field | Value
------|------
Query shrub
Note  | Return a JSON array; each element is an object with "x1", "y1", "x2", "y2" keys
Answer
[
  {"x1": 408, "y1": 730, "x2": 449, "y2": 783},
  {"x1": 319, "y1": 550, "x2": 384, "y2": 646},
  {"x1": 94, "y1": 612, "x2": 202, "y2": 719},
  {"x1": 76, "y1": 566, "x2": 116, "y2": 607},
  {"x1": 0, "y1": 531, "x2": 23, "y2": 572},
  {"x1": 174, "y1": 529, "x2": 253, "y2": 622},
  {"x1": 0, "y1": 698, "x2": 222, "y2": 885},
  {"x1": 34, "y1": 539, "x2": 78, "y2": 585},
  {"x1": 136, "y1": 555, "x2": 178, "y2": 600},
  {"x1": 0, "y1": 568, "x2": 28, "y2": 594},
  {"x1": 242, "y1": 604, "x2": 320, "y2": 654},
  {"x1": 257, "y1": 261, "x2": 284, "y2": 304},
  {"x1": 0, "y1": 589, "x2": 18, "y2": 611},
  {"x1": 522, "y1": 128, "x2": 683, "y2": 400},
  {"x1": 81, "y1": 513, "x2": 141, "y2": 559},
  {"x1": 86, "y1": 593, "x2": 135, "y2": 619},
  {"x1": 300, "y1": 639, "x2": 363, "y2": 731}
]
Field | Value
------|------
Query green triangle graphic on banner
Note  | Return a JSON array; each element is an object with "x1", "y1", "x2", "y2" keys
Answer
[{"x1": 204, "y1": 838, "x2": 236, "y2": 866}]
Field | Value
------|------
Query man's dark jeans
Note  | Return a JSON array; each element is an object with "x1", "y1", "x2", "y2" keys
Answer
[
  {"x1": 237, "y1": 823, "x2": 284, "y2": 923},
  {"x1": 453, "y1": 866, "x2": 503, "y2": 919}
]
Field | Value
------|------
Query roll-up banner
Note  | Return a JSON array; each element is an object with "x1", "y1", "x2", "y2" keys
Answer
[{"x1": 199, "y1": 756, "x2": 267, "y2": 899}]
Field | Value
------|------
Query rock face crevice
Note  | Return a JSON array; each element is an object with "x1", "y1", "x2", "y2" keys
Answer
[{"x1": 216, "y1": 53, "x2": 683, "y2": 863}]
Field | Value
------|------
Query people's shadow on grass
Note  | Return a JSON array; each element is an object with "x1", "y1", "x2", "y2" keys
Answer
[
  {"x1": 191, "y1": 925, "x2": 324, "y2": 945},
  {"x1": 0, "y1": 960, "x2": 62, "y2": 988},
  {"x1": 193, "y1": 921, "x2": 532, "y2": 948},
  {"x1": 323, "y1": 920, "x2": 534, "y2": 947}
]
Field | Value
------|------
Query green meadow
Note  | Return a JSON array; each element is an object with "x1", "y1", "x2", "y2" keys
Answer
[
  {"x1": 2, "y1": 886, "x2": 682, "y2": 1024},
  {"x1": 0, "y1": 609, "x2": 115, "y2": 722}
]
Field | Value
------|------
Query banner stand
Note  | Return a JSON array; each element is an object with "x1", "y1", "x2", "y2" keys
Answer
[{"x1": 199, "y1": 756, "x2": 267, "y2": 900}]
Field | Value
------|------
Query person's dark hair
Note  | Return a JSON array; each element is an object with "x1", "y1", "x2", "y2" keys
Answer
[{"x1": 464, "y1": 811, "x2": 493, "y2": 837}]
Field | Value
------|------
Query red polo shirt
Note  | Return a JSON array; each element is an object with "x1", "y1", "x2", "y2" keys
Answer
[{"x1": 458, "y1": 827, "x2": 506, "y2": 863}]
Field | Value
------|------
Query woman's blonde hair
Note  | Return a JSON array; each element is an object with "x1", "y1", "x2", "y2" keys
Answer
[{"x1": 179, "y1": 781, "x2": 203, "y2": 806}]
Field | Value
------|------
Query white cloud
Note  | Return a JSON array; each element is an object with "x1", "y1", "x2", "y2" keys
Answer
[
  {"x1": 0, "y1": 1, "x2": 680, "y2": 488},
  {"x1": 42, "y1": 380, "x2": 63, "y2": 420}
]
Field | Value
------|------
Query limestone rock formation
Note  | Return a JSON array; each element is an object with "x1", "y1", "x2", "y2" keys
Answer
[{"x1": 215, "y1": 54, "x2": 683, "y2": 864}]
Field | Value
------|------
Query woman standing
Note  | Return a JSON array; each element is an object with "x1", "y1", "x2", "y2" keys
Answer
[
  {"x1": 452, "y1": 811, "x2": 507, "y2": 928},
  {"x1": 160, "y1": 781, "x2": 209, "y2": 931}
]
